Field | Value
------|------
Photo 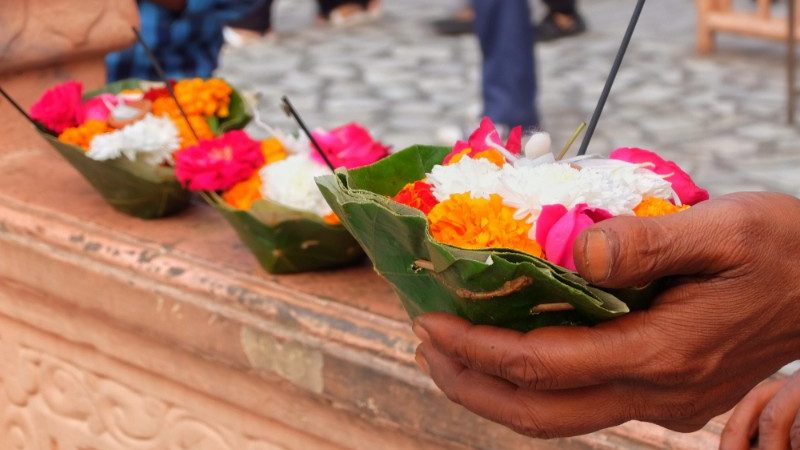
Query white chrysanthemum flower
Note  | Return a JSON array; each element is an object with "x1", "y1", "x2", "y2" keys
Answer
[
  {"x1": 576, "y1": 159, "x2": 678, "y2": 212},
  {"x1": 497, "y1": 163, "x2": 583, "y2": 222},
  {"x1": 87, "y1": 114, "x2": 180, "y2": 166},
  {"x1": 261, "y1": 154, "x2": 332, "y2": 216},
  {"x1": 427, "y1": 157, "x2": 503, "y2": 201}
]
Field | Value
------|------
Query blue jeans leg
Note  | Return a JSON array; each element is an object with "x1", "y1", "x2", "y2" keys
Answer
[{"x1": 472, "y1": 0, "x2": 539, "y2": 129}]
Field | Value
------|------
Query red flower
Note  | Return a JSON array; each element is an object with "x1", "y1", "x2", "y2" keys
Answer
[
  {"x1": 311, "y1": 123, "x2": 390, "y2": 169},
  {"x1": 29, "y1": 81, "x2": 84, "y2": 133},
  {"x1": 443, "y1": 117, "x2": 522, "y2": 165},
  {"x1": 610, "y1": 148, "x2": 709, "y2": 206},
  {"x1": 175, "y1": 131, "x2": 264, "y2": 192},
  {"x1": 393, "y1": 181, "x2": 438, "y2": 214},
  {"x1": 536, "y1": 204, "x2": 613, "y2": 271},
  {"x1": 143, "y1": 82, "x2": 175, "y2": 102}
]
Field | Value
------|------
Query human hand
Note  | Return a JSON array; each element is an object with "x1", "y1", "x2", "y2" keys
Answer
[
  {"x1": 413, "y1": 193, "x2": 800, "y2": 439},
  {"x1": 720, "y1": 370, "x2": 800, "y2": 450}
]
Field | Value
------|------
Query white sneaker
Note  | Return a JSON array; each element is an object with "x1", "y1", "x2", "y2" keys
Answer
[{"x1": 223, "y1": 27, "x2": 267, "y2": 48}]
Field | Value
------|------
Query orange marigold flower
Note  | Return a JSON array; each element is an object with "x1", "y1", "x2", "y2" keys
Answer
[
  {"x1": 170, "y1": 115, "x2": 215, "y2": 149},
  {"x1": 222, "y1": 173, "x2": 263, "y2": 210},
  {"x1": 261, "y1": 137, "x2": 288, "y2": 166},
  {"x1": 428, "y1": 193, "x2": 543, "y2": 257},
  {"x1": 58, "y1": 120, "x2": 110, "y2": 150},
  {"x1": 151, "y1": 79, "x2": 232, "y2": 118},
  {"x1": 393, "y1": 181, "x2": 439, "y2": 214},
  {"x1": 446, "y1": 148, "x2": 506, "y2": 167},
  {"x1": 323, "y1": 212, "x2": 341, "y2": 225},
  {"x1": 634, "y1": 197, "x2": 690, "y2": 217}
]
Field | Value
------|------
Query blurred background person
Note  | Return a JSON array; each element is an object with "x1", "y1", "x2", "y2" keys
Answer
[
  {"x1": 433, "y1": 0, "x2": 587, "y2": 42},
  {"x1": 106, "y1": 0, "x2": 256, "y2": 81},
  {"x1": 223, "y1": 0, "x2": 382, "y2": 47},
  {"x1": 473, "y1": 0, "x2": 539, "y2": 131}
]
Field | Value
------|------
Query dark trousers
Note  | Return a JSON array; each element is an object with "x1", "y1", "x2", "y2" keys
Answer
[
  {"x1": 229, "y1": 0, "x2": 370, "y2": 32},
  {"x1": 472, "y1": 0, "x2": 539, "y2": 128},
  {"x1": 541, "y1": 0, "x2": 577, "y2": 14}
]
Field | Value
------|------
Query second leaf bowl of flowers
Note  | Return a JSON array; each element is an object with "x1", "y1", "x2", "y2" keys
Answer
[
  {"x1": 176, "y1": 123, "x2": 390, "y2": 274},
  {"x1": 317, "y1": 118, "x2": 709, "y2": 331}
]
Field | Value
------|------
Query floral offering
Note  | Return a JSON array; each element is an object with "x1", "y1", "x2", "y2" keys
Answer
[
  {"x1": 29, "y1": 78, "x2": 251, "y2": 219},
  {"x1": 317, "y1": 117, "x2": 709, "y2": 330},
  {"x1": 391, "y1": 118, "x2": 708, "y2": 271},
  {"x1": 174, "y1": 123, "x2": 390, "y2": 274}
]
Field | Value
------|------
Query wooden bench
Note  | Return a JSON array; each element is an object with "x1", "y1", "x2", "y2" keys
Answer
[{"x1": 696, "y1": 0, "x2": 799, "y2": 122}]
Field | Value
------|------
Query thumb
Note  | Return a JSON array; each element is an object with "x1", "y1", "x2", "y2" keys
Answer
[{"x1": 573, "y1": 200, "x2": 742, "y2": 288}]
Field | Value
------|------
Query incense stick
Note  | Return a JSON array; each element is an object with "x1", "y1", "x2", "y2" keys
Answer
[
  {"x1": 0, "y1": 86, "x2": 56, "y2": 135},
  {"x1": 577, "y1": 0, "x2": 646, "y2": 156},
  {"x1": 131, "y1": 27, "x2": 200, "y2": 141},
  {"x1": 280, "y1": 96, "x2": 336, "y2": 172}
]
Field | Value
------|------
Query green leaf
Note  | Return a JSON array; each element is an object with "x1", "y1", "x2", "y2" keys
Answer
[
  {"x1": 84, "y1": 79, "x2": 143, "y2": 98},
  {"x1": 317, "y1": 146, "x2": 658, "y2": 331},
  {"x1": 41, "y1": 133, "x2": 191, "y2": 219},
  {"x1": 209, "y1": 194, "x2": 364, "y2": 274},
  {"x1": 218, "y1": 88, "x2": 252, "y2": 133},
  {"x1": 206, "y1": 115, "x2": 221, "y2": 135}
]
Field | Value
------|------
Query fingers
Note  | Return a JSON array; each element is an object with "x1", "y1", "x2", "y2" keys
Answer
[
  {"x1": 416, "y1": 342, "x2": 631, "y2": 439},
  {"x1": 757, "y1": 373, "x2": 800, "y2": 450},
  {"x1": 791, "y1": 408, "x2": 800, "y2": 450},
  {"x1": 414, "y1": 312, "x2": 652, "y2": 391},
  {"x1": 574, "y1": 198, "x2": 743, "y2": 288},
  {"x1": 720, "y1": 379, "x2": 788, "y2": 450}
]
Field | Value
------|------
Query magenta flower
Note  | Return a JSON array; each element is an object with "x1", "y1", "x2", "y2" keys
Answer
[
  {"x1": 311, "y1": 123, "x2": 390, "y2": 169},
  {"x1": 444, "y1": 117, "x2": 523, "y2": 164},
  {"x1": 536, "y1": 204, "x2": 613, "y2": 271},
  {"x1": 175, "y1": 131, "x2": 264, "y2": 192},
  {"x1": 610, "y1": 147, "x2": 709, "y2": 206},
  {"x1": 79, "y1": 93, "x2": 118, "y2": 122},
  {"x1": 29, "y1": 81, "x2": 84, "y2": 133}
]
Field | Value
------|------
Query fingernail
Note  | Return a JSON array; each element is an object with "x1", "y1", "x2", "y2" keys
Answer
[
  {"x1": 415, "y1": 347, "x2": 430, "y2": 375},
  {"x1": 582, "y1": 229, "x2": 615, "y2": 283},
  {"x1": 412, "y1": 321, "x2": 430, "y2": 343}
]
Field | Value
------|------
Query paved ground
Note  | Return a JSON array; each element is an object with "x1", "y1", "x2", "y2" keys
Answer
[{"x1": 217, "y1": 0, "x2": 800, "y2": 197}]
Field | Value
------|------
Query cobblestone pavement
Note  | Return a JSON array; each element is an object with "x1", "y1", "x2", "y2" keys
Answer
[{"x1": 217, "y1": 0, "x2": 800, "y2": 196}]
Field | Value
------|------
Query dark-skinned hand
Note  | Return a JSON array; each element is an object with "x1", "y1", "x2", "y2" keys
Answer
[
  {"x1": 720, "y1": 369, "x2": 800, "y2": 450},
  {"x1": 413, "y1": 192, "x2": 800, "y2": 439}
]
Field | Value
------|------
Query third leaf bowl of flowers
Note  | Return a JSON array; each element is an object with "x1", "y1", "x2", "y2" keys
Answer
[
  {"x1": 317, "y1": 118, "x2": 709, "y2": 331},
  {"x1": 31, "y1": 78, "x2": 250, "y2": 219}
]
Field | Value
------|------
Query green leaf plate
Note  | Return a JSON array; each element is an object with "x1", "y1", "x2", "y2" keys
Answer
[
  {"x1": 39, "y1": 79, "x2": 252, "y2": 220},
  {"x1": 208, "y1": 194, "x2": 365, "y2": 274},
  {"x1": 317, "y1": 145, "x2": 657, "y2": 331}
]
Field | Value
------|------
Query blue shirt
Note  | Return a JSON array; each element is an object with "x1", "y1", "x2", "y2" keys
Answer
[{"x1": 107, "y1": 0, "x2": 254, "y2": 81}]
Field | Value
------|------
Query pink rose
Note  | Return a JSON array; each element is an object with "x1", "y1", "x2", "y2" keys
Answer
[
  {"x1": 29, "y1": 81, "x2": 84, "y2": 133},
  {"x1": 536, "y1": 204, "x2": 613, "y2": 271},
  {"x1": 175, "y1": 131, "x2": 264, "y2": 192},
  {"x1": 445, "y1": 116, "x2": 522, "y2": 164},
  {"x1": 610, "y1": 147, "x2": 709, "y2": 206},
  {"x1": 79, "y1": 93, "x2": 118, "y2": 122},
  {"x1": 311, "y1": 123, "x2": 390, "y2": 169}
]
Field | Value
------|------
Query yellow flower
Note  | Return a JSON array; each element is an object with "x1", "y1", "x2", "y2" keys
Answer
[
  {"x1": 222, "y1": 173, "x2": 263, "y2": 210},
  {"x1": 58, "y1": 120, "x2": 111, "y2": 150},
  {"x1": 428, "y1": 193, "x2": 542, "y2": 257},
  {"x1": 261, "y1": 137, "x2": 288, "y2": 166},
  {"x1": 634, "y1": 197, "x2": 690, "y2": 217}
]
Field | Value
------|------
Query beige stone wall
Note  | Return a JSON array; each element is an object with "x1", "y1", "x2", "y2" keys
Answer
[{"x1": 0, "y1": 0, "x2": 139, "y2": 76}]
